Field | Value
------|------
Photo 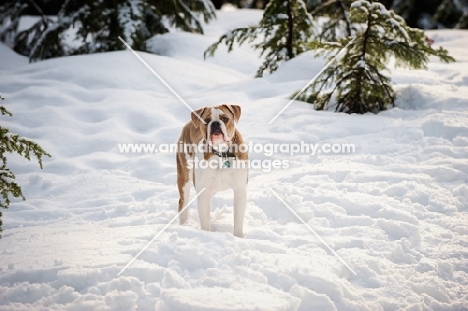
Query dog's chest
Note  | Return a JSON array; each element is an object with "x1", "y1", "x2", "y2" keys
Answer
[
  {"x1": 194, "y1": 154, "x2": 247, "y2": 192},
  {"x1": 210, "y1": 162, "x2": 239, "y2": 190}
]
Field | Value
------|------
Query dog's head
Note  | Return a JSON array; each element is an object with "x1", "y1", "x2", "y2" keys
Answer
[{"x1": 191, "y1": 104, "x2": 241, "y2": 149}]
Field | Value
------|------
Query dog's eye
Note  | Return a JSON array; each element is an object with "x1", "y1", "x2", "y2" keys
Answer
[
  {"x1": 204, "y1": 119, "x2": 210, "y2": 124},
  {"x1": 221, "y1": 116, "x2": 229, "y2": 123}
]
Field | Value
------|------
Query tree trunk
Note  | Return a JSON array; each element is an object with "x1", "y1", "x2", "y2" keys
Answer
[{"x1": 286, "y1": 0, "x2": 294, "y2": 59}]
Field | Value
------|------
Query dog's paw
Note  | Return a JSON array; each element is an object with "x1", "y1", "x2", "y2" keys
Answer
[
  {"x1": 200, "y1": 225, "x2": 212, "y2": 232},
  {"x1": 233, "y1": 231, "x2": 244, "y2": 238}
]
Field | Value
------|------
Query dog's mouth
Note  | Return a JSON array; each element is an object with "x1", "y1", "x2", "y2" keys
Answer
[
  {"x1": 209, "y1": 121, "x2": 230, "y2": 145},
  {"x1": 210, "y1": 132, "x2": 226, "y2": 145}
]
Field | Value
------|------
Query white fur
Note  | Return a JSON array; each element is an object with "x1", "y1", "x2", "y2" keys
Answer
[{"x1": 193, "y1": 147, "x2": 248, "y2": 237}]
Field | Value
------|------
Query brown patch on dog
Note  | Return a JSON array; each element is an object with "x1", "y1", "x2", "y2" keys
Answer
[
  {"x1": 231, "y1": 128, "x2": 249, "y2": 161},
  {"x1": 217, "y1": 105, "x2": 248, "y2": 161},
  {"x1": 219, "y1": 104, "x2": 241, "y2": 123},
  {"x1": 176, "y1": 108, "x2": 212, "y2": 212}
]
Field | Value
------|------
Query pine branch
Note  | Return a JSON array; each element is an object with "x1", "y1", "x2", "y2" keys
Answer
[
  {"x1": 1, "y1": 127, "x2": 51, "y2": 169},
  {"x1": 2, "y1": 0, "x2": 216, "y2": 61},
  {"x1": 0, "y1": 103, "x2": 51, "y2": 237},
  {"x1": 0, "y1": 101, "x2": 11, "y2": 117},
  {"x1": 0, "y1": 1, "x2": 28, "y2": 47},
  {"x1": 27, "y1": 0, "x2": 49, "y2": 27},
  {"x1": 312, "y1": 0, "x2": 354, "y2": 41},
  {"x1": 0, "y1": 167, "x2": 25, "y2": 209},
  {"x1": 205, "y1": 27, "x2": 256, "y2": 58}
]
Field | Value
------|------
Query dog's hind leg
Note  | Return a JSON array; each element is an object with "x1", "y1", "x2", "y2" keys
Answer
[
  {"x1": 178, "y1": 181, "x2": 191, "y2": 224},
  {"x1": 177, "y1": 153, "x2": 192, "y2": 224}
]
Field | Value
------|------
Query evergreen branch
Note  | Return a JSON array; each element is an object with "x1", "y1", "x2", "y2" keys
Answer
[
  {"x1": 2, "y1": 0, "x2": 217, "y2": 61},
  {"x1": 337, "y1": 0, "x2": 352, "y2": 36},
  {"x1": 256, "y1": 53, "x2": 279, "y2": 77},
  {"x1": 27, "y1": 0, "x2": 48, "y2": 27},
  {"x1": 362, "y1": 63, "x2": 395, "y2": 105},
  {"x1": 0, "y1": 167, "x2": 25, "y2": 209},
  {"x1": 0, "y1": 128, "x2": 51, "y2": 169},
  {"x1": 204, "y1": 27, "x2": 257, "y2": 59},
  {"x1": 312, "y1": 0, "x2": 354, "y2": 41},
  {"x1": 0, "y1": 1, "x2": 28, "y2": 47},
  {"x1": 0, "y1": 104, "x2": 50, "y2": 237},
  {"x1": 0, "y1": 106, "x2": 11, "y2": 117},
  {"x1": 314, "y1": 65, "x2": 341, "y2": 94}
]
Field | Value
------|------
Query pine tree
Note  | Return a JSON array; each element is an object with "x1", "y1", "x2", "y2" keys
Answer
[
  {"x1": 0, "y1": 0, "x2": 216, "y2": 62},
  {"x1": 295, "y1": 0, "x2": 455, "y2": 113},
  {"x1": 204, "y1": 0, "x2": 313, "y2": 77},
  {"x1": 0, "y1": 96, "x2": 51, "y2": 238}
]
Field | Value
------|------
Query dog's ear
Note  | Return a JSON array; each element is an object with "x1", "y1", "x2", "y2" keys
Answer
[
  {"x1": 191, "y1": 107, "x2": 207, "y2": 128},
  {"x1": 223, "y1": 104, "x2": 241, "y2": 122}
]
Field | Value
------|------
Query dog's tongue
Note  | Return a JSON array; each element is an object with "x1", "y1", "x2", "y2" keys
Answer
[{"x1": 211, "y1": 133, "x2": 224, "y2": 143}]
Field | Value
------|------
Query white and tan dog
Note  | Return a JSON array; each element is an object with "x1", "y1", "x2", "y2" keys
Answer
[{"x1": 176, "y1": 104, "x2": 248, "y2": 237}]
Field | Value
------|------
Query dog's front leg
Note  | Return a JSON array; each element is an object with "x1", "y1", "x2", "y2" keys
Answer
[
  {"x1": 233, "y1": 188, "x2": 246, "y2": 238},
  {"x1": 197, "y1": 190, "x2": 212, "y2": 231}
]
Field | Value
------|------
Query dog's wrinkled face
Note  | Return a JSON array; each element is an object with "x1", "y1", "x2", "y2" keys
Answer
[{"x1": 191, "y1": 104, "x2": 241, "y2": 149}]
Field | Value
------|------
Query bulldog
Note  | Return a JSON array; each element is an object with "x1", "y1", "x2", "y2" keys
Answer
[{"x1": 176, "y1": 104, "x2": 248, "y2": 237}]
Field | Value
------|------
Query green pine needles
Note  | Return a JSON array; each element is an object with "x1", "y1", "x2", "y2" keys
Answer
[
  {"x1": 206, "y1": 0, "x2": 455, "y2": 113},
  {"x1": 0, "y1": 0, "x2": 216, "y2": 62},
  {"x1": 312, "y1": 0, "x2": 354, "y2": 41},
  {"x1": 0, "y1": 99, "x2": 50, "y2": 237},
  {"x1": 296, "y1": 0, "x2": 455, "y2": 113},
  {"x1": 204, "y1": 0, "x2": 313, "y2": 77}
]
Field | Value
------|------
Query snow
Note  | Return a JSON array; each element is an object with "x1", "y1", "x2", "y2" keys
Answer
[
  {"x1": 356, "y1": 59, "x2": 366, "y2": 68},
  {"x1": 1, "y1": 10, "x2": 468, "y2": 311},
  {"x1": 350, "y1": 0, "x2": 368, "y2": 12}
]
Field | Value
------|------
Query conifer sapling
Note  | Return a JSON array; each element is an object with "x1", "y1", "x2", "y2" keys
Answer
[
  {"x1": 204, "y1": 0, "x2": 313, "y2": 77},
  {"x1": 295, "y1": 0, "x2": 455, "y2": 113}
]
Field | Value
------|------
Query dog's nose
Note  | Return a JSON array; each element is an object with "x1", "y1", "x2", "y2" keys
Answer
[
  {"x1": 211, "y1": 121, "x2": 221, "y2": 129},
  {"x1": 211, "y1": 121, "x2": 223, "y2": 134}
]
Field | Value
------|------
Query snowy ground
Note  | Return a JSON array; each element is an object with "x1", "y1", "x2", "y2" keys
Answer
[{"x1": 1, "y1": 10, "x2": 468, "y2": 311}]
